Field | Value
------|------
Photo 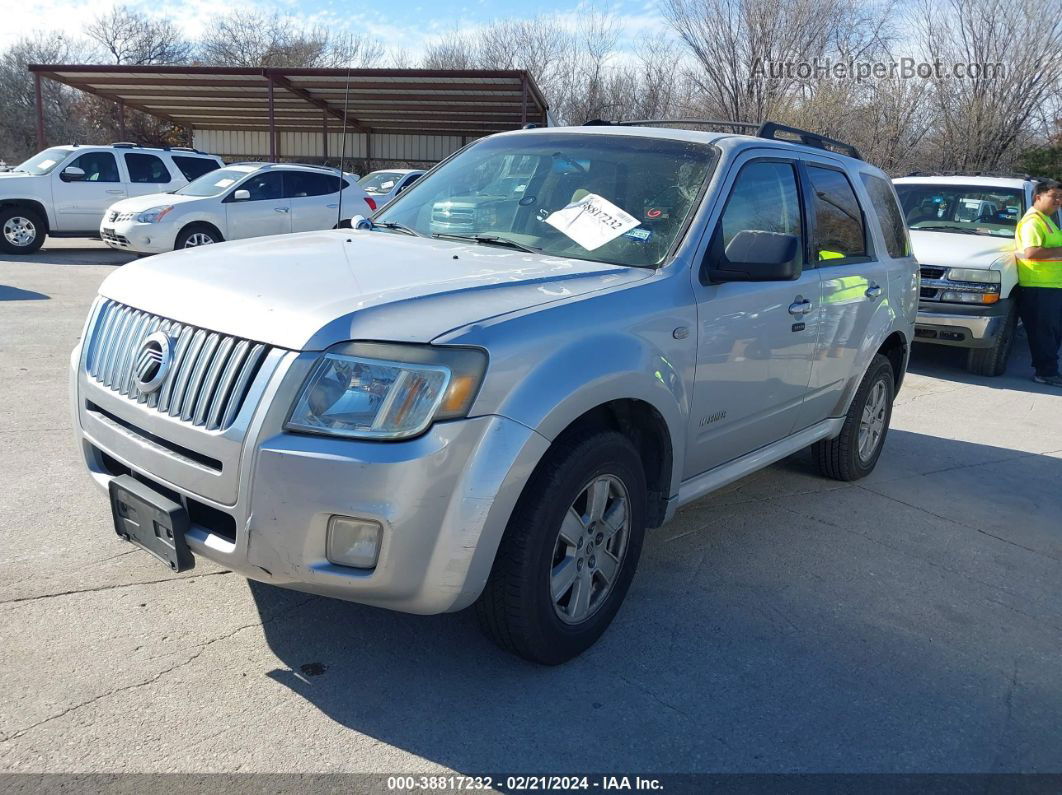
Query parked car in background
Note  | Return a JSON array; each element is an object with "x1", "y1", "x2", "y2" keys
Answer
[
  {"x1": 357, "y1": 168, "x2": 425, "y2": 206},
  {"x1": 100, "y1": 162, "x2": 376, "y2": 254},
  {"x1": 893, "y1": 174, "x2": 1062, "y2": 375},
  {"x1": 71, "y1": 121, "x2": 915, "y2": 664},
  {"x1": 0, "y1": 143, "x2": 223, "y2": 254}
]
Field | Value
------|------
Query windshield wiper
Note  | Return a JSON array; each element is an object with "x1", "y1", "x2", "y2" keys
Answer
[
  {"x1": 432, "y1": 233, "x2": 540, "y2": 253},
  {"x1": 373, "y1": 221, "x2": 424, "y2": 237},
  {"x1": 915, "y1": 225, "x2": 980, "y2": 234}
]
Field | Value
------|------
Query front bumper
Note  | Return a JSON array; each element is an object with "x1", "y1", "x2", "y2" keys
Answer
[
  {"x1": 71, "y1": 342, "x2": 550, "y2": 614},
  {"x1": 99, "y1": 219, "x2": 176, "y2": 254},
  {"x1": 913, "y1": 298, "x2": 1013, "y2": 349}
]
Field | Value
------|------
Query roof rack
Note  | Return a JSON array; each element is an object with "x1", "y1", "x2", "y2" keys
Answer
[
  {"x1": 163, "y1": 145, "x2": 209, "y2": 155},
  {"x1": 904, "y1": 170, "x2": 1033, "y2": 180},
  {"x1": 755, "y1": 122, "x2": 862, "y2": 160},
  {"x1": 110, "y1": 141, "x2": 139, "y2": 148},
  {"x1": 582, "y1": 118, "x2": 862, "y2": 160}
]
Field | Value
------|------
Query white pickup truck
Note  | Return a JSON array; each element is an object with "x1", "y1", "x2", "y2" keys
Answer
[{"x1": 0, "y1": 143, "x2": 223, "y2": 254}]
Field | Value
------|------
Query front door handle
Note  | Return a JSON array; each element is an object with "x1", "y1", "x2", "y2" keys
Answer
[
  {"x1": 274, "y1": 207, "x2": 289, "y2": 214},
  {"x1": 788, "y1": 297, "x2": 813, "y2": 316},
  {"x1": 106, "y1": 189, "x2": 124, "y2": 194},
  {"x1": 865, "y1": 283, "x2": 883, "y2": 299}
]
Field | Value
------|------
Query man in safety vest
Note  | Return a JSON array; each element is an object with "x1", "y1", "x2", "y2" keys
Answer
[{"x1": 1015, "y1": 179, "x2": 1062, "y2": 386}]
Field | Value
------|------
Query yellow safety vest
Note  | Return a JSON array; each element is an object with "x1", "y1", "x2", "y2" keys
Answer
[{"x1": 1014, "y1": 209, "x2": 1062, "y2": 288}]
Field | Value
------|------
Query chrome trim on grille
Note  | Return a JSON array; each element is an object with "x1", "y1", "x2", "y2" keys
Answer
[{"x1": 84, "y1": 300, "x2": 272, "y2": 431}]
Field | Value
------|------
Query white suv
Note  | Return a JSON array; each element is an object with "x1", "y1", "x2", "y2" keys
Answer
[
  {"x1": 357, "y1": 168, "x2": 425, "y2": 207},
  {"x1": 100, "y1": 163, "x2": 376, "y2": 254},
  {"x1": 0, "y1": 144, "x2": 223, "y2": 254},
  {"x1": 893, "y1": 174, "x2": 1062, "y2": 375}
]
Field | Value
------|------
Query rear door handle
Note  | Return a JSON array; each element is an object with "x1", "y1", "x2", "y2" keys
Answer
[
  {"x1": 866, "y1": 283, "x2": 883, "y2": 299},
  {"x1": 326, "y1": 203, "x2": 338, "y2": 209},
  {"x1": 106, "y1": 190, "x2": 124, "y2": 195},
  {"x1": 788, "y1": 297, "x2": 813, "y2": 316}
]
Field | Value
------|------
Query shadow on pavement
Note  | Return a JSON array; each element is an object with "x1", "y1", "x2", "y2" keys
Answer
[
  {"x1": 0, "y1": 285, "x2": 49, "y2": 300},
  {"x1": 22, "y1": 245, "x2": 137, "y2": 267},
  {"x1": 907, "y1": 329, "x2": 1062, "y2": 395},
  {"x1": 247, "y1": 430, "x2": 1062, "y2": 773}
]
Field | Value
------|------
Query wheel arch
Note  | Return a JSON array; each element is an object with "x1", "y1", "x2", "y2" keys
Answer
[
  {"x1": 175, "y1": 219, "x2": 224, "y2": 245},
  {"x1": 0, "y1": 199, "x2": 50, "y2": 234}
]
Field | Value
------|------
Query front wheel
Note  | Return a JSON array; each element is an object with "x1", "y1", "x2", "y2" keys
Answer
[
  {"x1": 476, "y1": 430, "x2": 647, "y2": 665},
  {"x1": 0, "y1": 207, "x2": 45, "y2": 254},
  {"x1": 966, "y1": 301, "x2": 1018, "y2": 377},
  {"x1": 812, "y1": 354, "x2": 895, "y2": 481},
  {"x1": 174, "y1": 224, "x2": 222, "y2": 250}
]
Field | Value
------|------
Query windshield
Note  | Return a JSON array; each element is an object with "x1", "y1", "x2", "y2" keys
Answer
[
  {"x1": 175, "y1": 167, "x2": 254, "y2": 197},
  {"x1": 895, "y1": 183, "x2": 1025, "y2": 238},
  {"x1": 359, "y1": 171, "x2": 406, "y2": 193},
  {"x1": 15, "y1": 148, "x2": 71, "y2": 175},
  {"x1": 375, "y1": 133, "x2": 717, "y2": 267}
]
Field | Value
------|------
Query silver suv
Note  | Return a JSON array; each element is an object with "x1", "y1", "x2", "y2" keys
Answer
[{"x1": 70, "y1": 122, "x2": 917, "y2": 664}]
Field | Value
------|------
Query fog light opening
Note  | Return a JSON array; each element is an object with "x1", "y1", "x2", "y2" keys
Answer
[{"x1": 326, "y1": 515, "x2": 382, "y2": 569}]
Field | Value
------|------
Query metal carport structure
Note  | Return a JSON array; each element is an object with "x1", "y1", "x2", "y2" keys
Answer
[{"x1": 28, "y1": 65, "x2": 550, "y2": 164}]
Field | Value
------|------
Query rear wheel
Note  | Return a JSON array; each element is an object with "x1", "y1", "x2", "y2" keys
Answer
[
  {"x1": 476, "y1": 430, "x2": 647, "y2": 665},
  {"x1": 812, "y1": 354, "x2": 895, "y2": 481},
  {"x1": 966, "y1": 301, "x2": 1017, "y2": 377},
  {"x1": 0, "y1": 207, "x2": 45, "y2": 254},
  {"x1": 175, "y1": 224, "x2": 221, "y2": 250}
]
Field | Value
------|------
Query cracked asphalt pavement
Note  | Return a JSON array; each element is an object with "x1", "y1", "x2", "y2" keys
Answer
[{"x1": 2, "y1": 241, "x2": 1061, "y2": 773}]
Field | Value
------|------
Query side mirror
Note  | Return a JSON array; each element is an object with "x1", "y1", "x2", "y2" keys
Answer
[
  {"x1": 232, "y1": 189, "x2": 250, "y2": 201},
  {"x1": 708, "y1": 230, "x2": 801, "y2": 283},
  {"x1": 60, "y1": 166, "x2": 86, "y2": 182}
]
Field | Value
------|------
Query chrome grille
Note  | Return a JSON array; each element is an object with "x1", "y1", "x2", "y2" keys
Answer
[{"x1": 84, "y1": 300, "x2": 269, "y2": 431}]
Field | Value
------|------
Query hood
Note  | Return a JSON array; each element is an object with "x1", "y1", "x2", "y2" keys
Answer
[
  {"x1": 106, "y1": 192, "x2": 205, "y2": 213},
  {"x1": 98, "y1": 229, "x2": 649, "y2": 350},
  {"x1": 0, "y1": 172, "x2": 39, "y2": 187},
  {"x1": 909, "y1": 229, "x2": 1015, "y2": 269}
]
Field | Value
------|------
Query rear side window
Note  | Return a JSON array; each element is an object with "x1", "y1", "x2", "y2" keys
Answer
[
  {"x1": 172, "y1": 156, "x2": 220, "y2": 181},
  {"x1": 124, "y1": 153, "x2": 172, "y2": 184},
  {"x1": 860, "y1": 173, "x2": 909, "y2": 258},
  {"x1": 806, "y1": 166, "x2": 867, "y2": 262},
  {"x1": 284, "y1": 171, "x2": 341, "y2": 198}
]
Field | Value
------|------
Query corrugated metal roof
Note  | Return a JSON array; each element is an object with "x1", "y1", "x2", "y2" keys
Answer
[{"x1": 27, "y1": 65, "x2": 549, "y2": 137}]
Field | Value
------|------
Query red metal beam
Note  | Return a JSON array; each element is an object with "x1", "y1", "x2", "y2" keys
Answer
[
  {"x1": 34, "y1": 72, "x2": 45, "y2": 149},
  {"x1": 267, "y1": 76, "x2": 276, "y2": 160}
]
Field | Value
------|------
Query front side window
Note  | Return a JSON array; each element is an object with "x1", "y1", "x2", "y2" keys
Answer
[
  {"x1": 172, "y1": 156, "x2": 219, "y2": 182},
  {"x1": 238, "y1": 172, "x2": 284, "y2": 201},
  {"x1": 125, "y1": 153, "x2": 172, "y2": 184},
  {"x1": 807, "y1": 166, "x2": 867, "y2": 262},
  {"x1": 15, "y1": 147, "x2": 71, "y2": 175},
  {"x1": 376, "y1": 133, "x2": 717, "y2": 267},
  {"x1": 860, "y1": 173, "x2": 909, "y2": 258},
  {"x1": 176, "y1": 167, "x2": 256, "y2": 197},
  {"x1": 69, "y1": 152, "x2": 120, "y2": 183},
  {"x1": 894, "y1": 183, "x2": 1024, "y2": 238},
  {"x1": 711, "y1": 160, "x2": 803, "y2": 273}
]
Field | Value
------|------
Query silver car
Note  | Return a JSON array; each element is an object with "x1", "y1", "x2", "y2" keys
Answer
[{"x1": 70, "y1": 122, "x2": 917, "y2": 664}]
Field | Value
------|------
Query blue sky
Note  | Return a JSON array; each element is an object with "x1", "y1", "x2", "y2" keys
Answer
[{"x1": 3, "y1": 0, "x2": 666, "y2": 60}]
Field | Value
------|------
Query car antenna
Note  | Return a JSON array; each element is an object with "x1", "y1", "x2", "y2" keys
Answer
[{"x1": 337, "y1": 65, "x2": 352, "y2": 229}]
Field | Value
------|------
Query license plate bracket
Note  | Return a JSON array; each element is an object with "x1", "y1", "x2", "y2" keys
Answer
[{"x1": 109, "y1": 474, "x2": 194, "y2": 572}]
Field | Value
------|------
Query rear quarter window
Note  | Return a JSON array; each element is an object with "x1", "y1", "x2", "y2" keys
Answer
[
  {"x1": 172, "y1": 156, "x2": 221, "y2": 181},
  {"x1": 860, "y1": 173, "x2": 910, "y2": 258}
]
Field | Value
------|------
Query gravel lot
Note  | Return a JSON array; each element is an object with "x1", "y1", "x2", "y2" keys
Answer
[{"x1": 1, "y1": 240, "x2": 1061, "y2": 774}]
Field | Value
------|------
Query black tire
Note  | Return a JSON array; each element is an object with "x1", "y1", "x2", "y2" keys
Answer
[
  {"x1": 174, "y1": 224, "x2": 222, "y2": 250},
  {"x1": 812, "y1": 354, "x2": 895, "y2": 481},
  {"x1": 965, "y1": 301, "x2": 1017, "y2": 377},
  {"x1": 476, "y1": 430, "x2": 647, "y2": 665},
  {"x1": 0, "y1": 206, "x2": 46, "y2": 254}
]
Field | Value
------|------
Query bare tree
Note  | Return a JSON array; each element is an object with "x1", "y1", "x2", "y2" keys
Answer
[
  {"x1": 917, "y1": 0, "x2": 1062, "y2": 171},
  {"x1": 198, "y1": 12, "x2": 382, "y2": 68},
  {"x1": 87, "y1": 6, "x2": 192, "y2": 65}
]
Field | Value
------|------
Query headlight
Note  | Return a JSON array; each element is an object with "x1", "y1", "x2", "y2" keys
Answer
[
  {"x1": 135, "y1": 206, "x2": 173, "y2": 224},
  {"x1": 285, "y1": 343, "x2": 487, "y2": 440},
  {"x1": 946, "y1": 268, "x2": 1000, "y2": 285}
]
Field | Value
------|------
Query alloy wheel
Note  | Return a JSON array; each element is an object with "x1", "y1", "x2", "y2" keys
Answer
[
  {"x1": 3, "y1": 216, "x2": 37, "y2": 248},
  {"x1": 184, "y1": 233, "x2": 215, "y2": 248},
  {"x1": 550, "y1": 474, "x2": 630, "y2": 625},
  {"x1": 858, "y1": 379, "x2": 888, "y2": 462}
]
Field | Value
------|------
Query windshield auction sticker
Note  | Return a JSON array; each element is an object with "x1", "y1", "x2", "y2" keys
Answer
[{"x1": 545, "y1": 193, "x2": 640, "y2": 250}]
